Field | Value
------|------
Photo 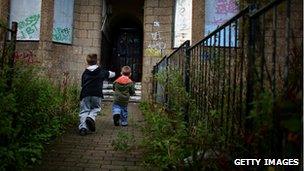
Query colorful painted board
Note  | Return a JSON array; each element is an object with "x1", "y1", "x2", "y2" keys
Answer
[
  {"x1": 52, "y1": 0, "x2": 74, "y2": 44},
  {"x1": 10, "y1": 0, "x2": 42, "y2": 40}
]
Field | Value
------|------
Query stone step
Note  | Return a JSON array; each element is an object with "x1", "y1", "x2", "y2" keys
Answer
[
  {"x1": 103, "y1": 81, "x2": 141, "y2": 90},
  {"x1": 102, "y1": 95, "x2": 141, "y2": 103},
  {"x1": 103, "y1": 89, "x2": 141, "y2": 96},
  {"x1": 102, "y1": 81, "x2": 141, "y2": 102}
]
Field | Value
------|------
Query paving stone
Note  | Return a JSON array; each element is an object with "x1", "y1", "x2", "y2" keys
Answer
[
  {"x1": 34, "y1": 103, "x2": 150, "y2": 170},
  {"x1": 111, "y1": 160, "x2": 136, "y2": 166}
]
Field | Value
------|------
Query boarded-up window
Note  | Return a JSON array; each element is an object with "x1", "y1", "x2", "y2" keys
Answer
[
  {"x1": 173, "y1": 0, "x2": 192, "y2": 48},
  {"x1": 10, "y1": 0, "x2": 42, "y2": 40},
  {"x1": 52, "y1": 0, "x2": 74, "y2": 44},
  {"x1": 205, "y1": 0, "x2": 239, "y2": 46}
]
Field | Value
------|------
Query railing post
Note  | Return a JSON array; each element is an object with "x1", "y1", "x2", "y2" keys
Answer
[
  {"x1": 245, "y1": 4, "x2": 257, "y2": 156},
  {"x1": 9, "y1": 22, "x2": 17, "y2": 131},
  {"x1": 152, "y1": 65, "x2": 158, "y2": 103},
  {"x1": 184, "y1": 41, "x2": 190, "y2": 124},
  {"x1": 165, "y1": 56, "x2": 169, "y2": 108},
  {"x1": 7, "y1": 22, "x2": 17, "y2": 91}
]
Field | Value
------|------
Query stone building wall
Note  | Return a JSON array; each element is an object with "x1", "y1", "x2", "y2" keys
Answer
[
  {"x1": 1, "y1": 0, "x2": 301, "y2": 101},
  {"x1": 142, "y1": 0, "x2": 174, "y2": 100},
  {"x1": 0, "y1": 0, "x2": 104, "y2": 85},
  {"x1": 192, "y1": 0, "x2": 204, "y2": 45},
  {"x1": 50, "y1": 0, "x2": 103, "y2": 82},
  {"x1": 0, "y1": 0, "x2": 9, "y2": 24}
]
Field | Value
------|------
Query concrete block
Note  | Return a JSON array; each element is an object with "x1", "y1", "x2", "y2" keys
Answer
[
  {"x1": 144, "y1": 8, "x2": 153, "y2": 15},
  {"x1": 80, "y1": 0, "x2": 89, "y2": 6},
  {"x1": 144, "y1": 24, "x2": 153, "y2": 32},
  {"x1": 154, "y1": 7, "x2": 172, "y2": 15},
  {"x1": 72, "y1": 46, "x2": 83, "y2": 55},
  {"x1": 79, "y1": 14, "x2": 88, "y2": 21},
  {"x1": 93, "y1": 6, "x2": 102, "y2": 14},
  {"x1": 74, "y1": 4, "x2": 81, "y2": 13},
  {"x1": 159, "y1": 0, "x2": 173, "y2": 7},
  {"x1": 75, "y1": 30, "x2": 88, "y2": 38},
  {"x1": 144, "y1": 15, "x2": 158, "y2": 24},
  {"x1": 83, "y1": 47, "x2": 98, "y2": 54},
  {"x1": 78, "y1": 22, "x2": 94, "y2": 30},
  {"x1": 145, "y1": 0, "x2": 158, "y2": 7},
  {"x1": 89, "y1": 0, "x2": 102, "y2": 6},
  {"x1": 88, "y1": 30, "x2": 100, "y2": 38},
  {"x1": 92, "y1": 38, "x2": 101, "y2": 47},
  {"x1": 88, "y1": 14, "x2": 101, "y2": 22},
  {"x1": 159, "y1": 15, "x2": 172, "y2": 24},
  {"x1": 156, "y1": 24, "x2": 171, "y2": 32},
  {"x1": 93, "y1": 22, "x2": 101, "y2": 30},
  {"x1": 73, "y1": 38, "x2": 93, "y2": 46},
  {"x1": 80, "y1": 5, "x2": 94, "y2": 14}
]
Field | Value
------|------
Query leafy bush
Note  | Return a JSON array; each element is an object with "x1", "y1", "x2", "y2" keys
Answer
[
  {"x1": 143, "y1": 64, "x2": 302, "y2": 170},
  {"x1": 0, "y1": 65, "x2": 79, "y2": 170},
  {"x1": 141, "y1": 70, "x2": 188, "y2": 169},
  {"x1": 111, "y1": 131, "x2": 135, "y2": 152},
  {"x1": 140, "y1": 102, "x2": 189, "y2": 169}
]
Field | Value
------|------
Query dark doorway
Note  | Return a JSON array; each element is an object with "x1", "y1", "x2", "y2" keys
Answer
[
  {"x1": 112, "y1": 28, "x2": 142, "y2": 82},
  {"x1": 101, "y1": 0, "x2": 143, "y2": 82}
]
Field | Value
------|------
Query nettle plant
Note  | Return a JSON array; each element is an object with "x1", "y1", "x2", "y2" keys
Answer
[
  {"x1": 141, "y1": 69, "x2": 235, "y2": 170},
  {"x1": 111, "y1": 131, "x2": 135, "y2": 152},
  {"x1": 0, "y1": 45, "x2": 79, "y2": 170}
]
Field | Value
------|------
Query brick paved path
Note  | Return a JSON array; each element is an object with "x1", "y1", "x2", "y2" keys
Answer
[{"x1": 34, "y1": 102, "x2": 148, "y2": 171}]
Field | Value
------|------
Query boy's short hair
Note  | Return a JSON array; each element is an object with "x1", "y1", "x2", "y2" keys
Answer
[
  {"x1": 121, "y1": 66, "x2": 131, "y2": 76},
  {"x1": 86, "y1": 54, "x2": 97, "y2": 65}
]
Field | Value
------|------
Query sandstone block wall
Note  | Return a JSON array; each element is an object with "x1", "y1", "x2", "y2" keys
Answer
[
  {"x1": 0, "y1": 0, "x2": 104, "y2": 85},
  {"x1": 142, "y1": 0, "x2": 174, "y2": 100},
  {"x1": 51, "y1": 0, "x2": 103, "y2": 83},
  {"x1": 1, "y1": 0, "x2": 301, "y2": 101},
  {"x1": 192, "y1": 0, "x2": 205, "y2": 45}
]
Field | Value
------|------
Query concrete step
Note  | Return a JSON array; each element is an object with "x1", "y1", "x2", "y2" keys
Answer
[
  {"x1": 102, "y1": 95, "x2": 141, "y2": 103},
  {"x1": 103, "y1": 89, "x2": 141, "y2": 96},
  {"x1": 102, "y1": 81, "x2": 141, "y2": 103},
  {"x1": 103, "y1": 82, "x2": 141, "y2": 90}
]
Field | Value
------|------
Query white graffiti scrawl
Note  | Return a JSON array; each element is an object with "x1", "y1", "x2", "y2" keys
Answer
[
  {"x1": 174, "y1": 0, "x2": 192, "y2": 48},
  {"x1": 148, "y1": 31, "x2": 166, "y2": 52}
]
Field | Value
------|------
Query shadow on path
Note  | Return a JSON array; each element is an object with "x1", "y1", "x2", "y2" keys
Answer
[{"x1": 34, "y1": 102, "x2": 149, "y2": 171}]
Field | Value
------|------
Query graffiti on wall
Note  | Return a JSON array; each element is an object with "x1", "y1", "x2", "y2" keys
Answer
[
  {"x1": 10, "y1": 0, "x2": 42, "y2": 40},
  {"x1": 14, "y1": 50, "x2": 36, "y2": 64},
  {"x1": 52, "y1": 0, "x2": 74, "y2": 44},
  {"x1": 146, "y1": 31, "x2": 167, "y2": 57},
  {"x1": 17, "y1": 14, "x2": 41, "y2": 40},
  {"x1": 146, "y1": 20, "x2": 167, "y2": 57},
  {"x1": 174, "y1": 0, "x2": 192, "y2": 48},
  {"x1": 205, "y1": 0, "x2": 239, "y2": 46},
  {"x1": 215, "y1": 0, "x2": 238, "y2": 14},
  {"x1": 52, "y1": 27, "x2": 72, "y2": 43},
  {"x1": 149, "y1": 31, "x2": 166, "y2": 50}
]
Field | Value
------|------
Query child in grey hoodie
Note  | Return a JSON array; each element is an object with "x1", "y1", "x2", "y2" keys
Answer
[{"x1": 79, "y1": 53, "x2": 115, "y2": 135}]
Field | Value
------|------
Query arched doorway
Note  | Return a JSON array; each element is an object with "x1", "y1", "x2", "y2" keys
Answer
[
  {"x1": 110, "y1": 15, "x2": 143, "y2": 82},
  {"x1": 101, "y1": 0, "x2": 143, "y2": 82}
]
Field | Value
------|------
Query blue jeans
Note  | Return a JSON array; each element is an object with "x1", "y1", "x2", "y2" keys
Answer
[
  {"x1": 112, "y1": 103, "x2": 128, "y2": 126},
  {"x1": 79, "y1": 96, "x2": 101, "y2": 130}
]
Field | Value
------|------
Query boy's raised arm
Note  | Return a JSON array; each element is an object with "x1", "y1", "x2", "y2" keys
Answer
[{"x1": 108, "y1": 71, "x2": 115, "y2": 78}]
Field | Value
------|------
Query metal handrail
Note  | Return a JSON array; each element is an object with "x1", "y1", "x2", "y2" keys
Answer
[
  {"x1": 249, "y1": 0, "x2": 285, "y2": 18},
  {"x1": 189, "y1": 6, "x2": 250, "y2": 50}
]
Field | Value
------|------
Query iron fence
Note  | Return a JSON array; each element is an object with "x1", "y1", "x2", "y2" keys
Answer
[
  {"x1": 152, "y1": 0, "x2": 302, "y2": 158},
  {"x1": 152, "y1": 40, "x2": 190, "y2": 107},
  {"x1": 0, "y1": 22, "x2": 18, "y2": 90},
  {"x1": 246, "y1": 0, "x2": 302, "y2": 157}
]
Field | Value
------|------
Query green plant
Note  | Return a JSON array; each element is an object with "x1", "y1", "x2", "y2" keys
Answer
[
  {"x1": 111, "y1": 131, "x2": 135, "y2": 152},
  {"x1": 0, "y1": 63, "x2": 79, "y2": 170},
  {"x1": 140, "y1": 102, "x2": 189, "y2": 169}
]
